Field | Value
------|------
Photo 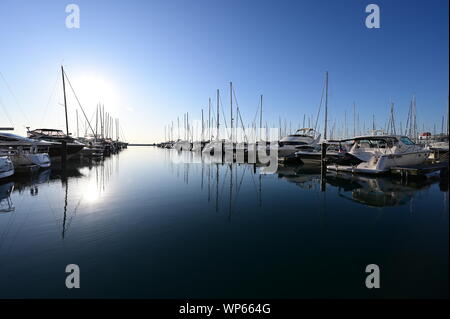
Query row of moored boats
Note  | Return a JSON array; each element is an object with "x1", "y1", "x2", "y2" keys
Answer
[
  {"x1": 157, "y1": 128, "x2": 448, "y2": 175},
  {"x1": 0, "y1": 129, "x2": 127, "y2": 179}
]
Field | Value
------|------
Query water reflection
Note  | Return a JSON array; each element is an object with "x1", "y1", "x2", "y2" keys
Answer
[
  {"x1": 0, "y1": 147, "x2": 448, "y2": 298},
  {"x1": 2, "y1": 155, "x2": 119, "y2": 239},
  {"x1": 277, "y1": 165, "x2": 322, "y2": 191},
  {"x1": 167, "y1": 149, "x2": 447, "y2": 211},
  {"x1": 0, "y1": 182, "x2": 14, "y2": 213}
]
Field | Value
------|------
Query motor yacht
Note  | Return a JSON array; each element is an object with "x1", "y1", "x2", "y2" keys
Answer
[
  {"x1": 327, "y1": 135, "x2": 430, "y2": 174},
  {"x1": 278, "y1": 128, "x2": 321, "y2": 158},
  {"x1": 287, "y1": 141, "x2": 355, "y2": 166},
  {"x1": 27, "y1": 128, "x2": 84, "y2": 160},
  {"x1": 0, "y1": 132, "x2": 51, "y2": 169}
]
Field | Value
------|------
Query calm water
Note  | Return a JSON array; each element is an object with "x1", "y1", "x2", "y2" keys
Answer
[{"x1": 0, "y1": 147, "x2": 448, "y2": 298}]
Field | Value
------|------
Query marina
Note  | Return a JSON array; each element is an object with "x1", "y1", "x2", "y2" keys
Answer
[
  {"x1": 0, "y1": 68, "x2": 448, "y2": 300},
  {"x1": 0, "y1": 69, "x2": 448, "y2": 300},
  {"x1": 0, "y1": 0, "x2": 448, "y2": 304}
]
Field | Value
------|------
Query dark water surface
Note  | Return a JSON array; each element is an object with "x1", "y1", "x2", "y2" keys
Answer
[{"x1": 0, "y1": 147, "x2": 448, "y2": 298}]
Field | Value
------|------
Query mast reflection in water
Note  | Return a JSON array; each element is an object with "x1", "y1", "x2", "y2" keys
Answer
[{"x1": 0, "y1": 147, "x2": 447, "y2": 298}]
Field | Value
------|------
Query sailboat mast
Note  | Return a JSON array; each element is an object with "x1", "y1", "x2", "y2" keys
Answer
[
  {"x1": 260, "y1": 94, "x2": 263, "y2": 141},
  {"x1": 208, "y1": 98, "x2": 211, "y2": 141},
  {"x1": 230, "y1": 82, "x2": 233, "y2": 142},
  {"x1": 324, "y1": 71, "x2": 328, "y2": 140},
  {"x1": 95, "y1": 104, "x2": 98, "y2": 140},
  {"x1": 61, "y1": 66, "x2": 69, "y2": 136},
  {"x1": 353, "y1": 102, "x2": 356, "y2": 137},
  {"x1": 217, "y1": 89, "x2": 220, "y2": 141}
]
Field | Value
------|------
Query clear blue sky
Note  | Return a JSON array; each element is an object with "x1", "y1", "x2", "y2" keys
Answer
[{"x1": 0, "y1": 0, "x2": 448, "y2": 142}]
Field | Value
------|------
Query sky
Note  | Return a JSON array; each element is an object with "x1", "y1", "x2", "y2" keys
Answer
[{"x1": 0, "y1": 0, "x2": 448, "y2": 143}]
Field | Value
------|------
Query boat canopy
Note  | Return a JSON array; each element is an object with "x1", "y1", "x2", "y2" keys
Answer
[
  {"x1": 330, "y1": 135, "x2": 405, "y2": 142},
  {"x1": 29, "y1": 129, "x2": 67, "y2": 136},
  {"x1": 291, "y1": 128, "x2": 318, "y2": 137}
]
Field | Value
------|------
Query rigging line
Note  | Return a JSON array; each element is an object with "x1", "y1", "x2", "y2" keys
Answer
[
  {"x1": 62, "y1": 70, "x2": 96, "y2": 137},
  {"x1": 252, "y1": 102, "x2": 259, "y2": 126},
  {"x1": 232, "y1": 86, "x2": 248, "y2": 141},
  {"x1": 232, "y1": 165, "x2": 248, "y2": 209},
  {"x1": 219, "y1": 94, "x2": 229, "y2": 136},
  {"x1": 314, "y1": 79, "x2": 326, "y2": 133},
  {"x1": 238, "y1": 108, "x2": 248, "y2": 142},
  {"x1": 219, "y1": 166, "x2": 229, "y2": 206},
  {"x1": 120, "y1": 126, "x2": 126, "y2": 142},
  {"x1": 40, "y1": 70, "x2": 60, "y2": 127},
  {"x1": 0, "y1": 71, "x2": 30, "y2": 124},
  {"x1": 0, "y1": 95, "x2": 14, "y2": 127},
  {"x1": 248, "y1": 166, "x2": 260, "y2": 199}
]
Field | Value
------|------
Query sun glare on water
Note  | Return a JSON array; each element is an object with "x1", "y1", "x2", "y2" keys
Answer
[{"x1": 82, "y1": 181, "x2": 101, "y2": 204}]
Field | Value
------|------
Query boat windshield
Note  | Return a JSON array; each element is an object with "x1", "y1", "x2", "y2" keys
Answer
[
  {"x1": 399, "y1": 136, "x2": 415, "y2": 145},
  {"x1": 32, "y1": 129, "x2": 66, "y2": 137},
  {"x1": 356, "y1": 138, "x2": 396, "y2": 149}
]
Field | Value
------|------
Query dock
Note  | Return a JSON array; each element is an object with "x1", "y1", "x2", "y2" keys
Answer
[{"x1": 390, "y1": 161, "x2": 449, "y2": 178}]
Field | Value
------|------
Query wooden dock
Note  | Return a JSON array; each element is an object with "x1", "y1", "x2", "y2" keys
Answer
[{"x1": 390, "y1": 161, "x2": 449, "y2": 178}]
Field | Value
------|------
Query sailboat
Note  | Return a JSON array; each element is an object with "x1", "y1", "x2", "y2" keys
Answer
[
  {"x1": 202, "y1": 90, "x2": 224, "y2": 156},
  {"x1": 27, "y1": 66, "x2": 85, "y2": 160}
]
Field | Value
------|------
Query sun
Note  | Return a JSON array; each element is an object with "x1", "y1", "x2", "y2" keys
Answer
[{"x1": 67, "y1": 72, "x2": 120, "y2": 116}]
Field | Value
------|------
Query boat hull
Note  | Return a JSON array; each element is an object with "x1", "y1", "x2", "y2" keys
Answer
[
  {"x1": 328, "y1": 150, "x2": 431, "y2": 174},
  {"x1": 0, "y1": 157, "x2": 14, "y2": 179},
  {"x1": 47, "y1": 143, "x2": 84, "y2": 160},
  {"x1": 10, "y1": 153, "x2": 51, "y2": 169}
]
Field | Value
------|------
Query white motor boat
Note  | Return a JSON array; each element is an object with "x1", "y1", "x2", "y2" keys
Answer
[
  {"x1": 278, "y1": 128, "x2": 321, "y2": 158},
  {"x1": 327, "y1": 135, "x2": 431, "y2": 174},
  {"x1": 427, "y1": 140, "x2": 449, "y2": 161},
  {"x1": 0, "y1": 156, "x2": 14, "y2": 179},
  {"x1": 0, "y1": 133, "x2": 51, "y2": 169},
  {"x1": 290, "y1": 142, "x2": 351, "y2": 166}
]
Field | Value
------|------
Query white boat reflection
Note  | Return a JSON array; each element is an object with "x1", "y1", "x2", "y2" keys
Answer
[
  {"x1": 326, "y1": 171, "x2": 440, "y2": 207},
  {"x1": 0, "y1": 182, "x2": 14, "y2": 213}
]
